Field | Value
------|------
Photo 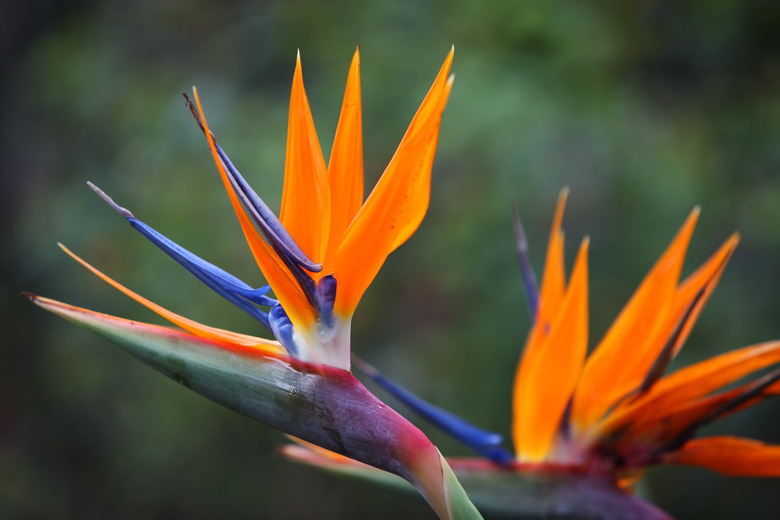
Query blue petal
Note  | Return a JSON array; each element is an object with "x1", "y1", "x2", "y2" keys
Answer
[
  {"x1": 88, "y1": 181, "x2": 303, "y2": 354},
  {"x1": 269, "y1": 304, "x2": 297, "y2": 355},
  {"x1": 183, "y1": 94, "x2": 320, "y2": 275},
  {"x1": 354, "y1": 358, "x2": 514, "y2": 465},
  {"x1": 512, "y1": 201, "x2": 539, "y2": 320},
  {"x1": 315, "y1": 275, "x2": 337, "y2": 327},
  {"x1": 126, "y1": 217, "x2": 274, "y2": 329},
  {"x1": 183, "y1": 111, "x2": 323, "y2": 312},
  {"x1": 208, "y1": 140, "x2": 322, "y2": 311},
  {"x1": 88, "y1": 183, "x2": 273, "y2": 327},
  {"x1": 217, "y1": 146, "x2": 321, "y2": 273}
]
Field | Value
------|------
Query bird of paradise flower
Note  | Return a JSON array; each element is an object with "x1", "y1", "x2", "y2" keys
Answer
[
  {"x1": 27, "y1": 48, "x2": 486, "y2": 520},
  {"x1": 285, "y1": 189, "x2": 780, "y2": 519},
  {"x1": 512, "y1": 191, "x2": 780, "y2": 474}
]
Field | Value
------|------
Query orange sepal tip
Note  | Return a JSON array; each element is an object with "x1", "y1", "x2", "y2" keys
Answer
[{"x1": 333, "y1": 49, "x2": 454, "y2": 317}]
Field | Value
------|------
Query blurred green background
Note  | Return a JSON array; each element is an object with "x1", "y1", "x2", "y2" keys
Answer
[{"x1": 3, "y1": 1, "x2": 780, "y2": 518}]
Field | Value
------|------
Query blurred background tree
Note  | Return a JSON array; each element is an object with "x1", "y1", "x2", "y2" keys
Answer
[{"x1": 3, "y1": 1, "x2": 779, "y2": 518}]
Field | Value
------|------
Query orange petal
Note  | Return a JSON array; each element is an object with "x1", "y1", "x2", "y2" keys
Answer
[
  {"x1": 668, "y1": 233, "x2": 739, "y2": 357},
  {"x1": 279, "y1": 441, "x2": 409, "y2": 487},
  {"x1": 512, "y1": 189, "x2": 568, "y2": 452},
  {"x1": 630, "y1": 234, "x2": 740, "y2": 392},
  {"x1": 514, "y1": 238, "x2": 589, "y2": 462},
  {"x1": 520, "y1": 190, "x2": 568, "y2": 361},
  {"x1": 571, "y1": 209, "x2": 699, "y2": 431},
  {"x1": 58, "y1": 243, "x2": 284, "y2": 355},
  {"x1": 599, "y1": 367, "x2": 780, "y2": 455},
  {"x1": 334, "y1": 49, "x2": 454, "y2": 316},
  {"x1": 537, "y1": 188, "x2": 569, "y2": 325},
  {"x1": 192, "y1": 88, "x2": 316, "y2": 330},
  {"x1": 29, "y1": 294, "x2": 288, "y2": 361},
  {"x1": 385, "y1": 49, "x2": 454, "y2": 253},
  {"x1": 284, "y1": 436, "x2": 356, "y2": 465},
  {"x1": 615, "y1": 468, "x2": 646, "y2": 492},
  {"x1": 251, "y1": 236, "x2": 318, "y2": 329},
  {"x1": 601, "y1": 340, "x2": 780, "y2": 437},
  {"x1": 279, "y1": 52, "x2": 330, "y2": 263},
  {"x1": 323, "y1": 47, "x2": 364, "y2": 275},
  {"x1": 617, "y1": 384, "x2": 744, "y2": 448},
  {"x1": 665, "y1": 436, "x2": 780, "y2": 476}
]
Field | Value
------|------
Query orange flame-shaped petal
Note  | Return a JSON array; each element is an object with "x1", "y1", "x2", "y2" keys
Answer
[
  {"x1": 597, "y1": 340, "x2": 780, "y2": 441},
  {"x1": 512, "y1": 190, "x2": 568, "y2": 458},
  {"x1": 513, "y1": 235, "x2": 589, "y2": 462},
  {"x1": 665, "y1": 436, "x2": 780, "y2": 476},
  {"x1": 571, "y1": 209, "x2": 700, "y2": 431},
  {"x1": 280, "y1": 52, "x2": 330, "y2": 264},
  {"x1": 334, "y1": 48, "x2": 454, "y2": 316},
  {"x1": 192, "y1": 88, "x2": 316, "y2": 331},
  {"x1": 323, "y1": 48, "x2": 364, "y2": 277},
  {"x1": 58, "y1": 243, "x2": 283, "y2": 354},
  {"x1": 668, "y1": 233, "x2": 739, "y2": 357}
]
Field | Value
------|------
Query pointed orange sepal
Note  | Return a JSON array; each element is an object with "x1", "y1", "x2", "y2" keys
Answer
[
  {"x1": 513, "y1": 237, "x2": 589, "y2": 462},
  {"x1": 323, "y1": 47, "x2": 364, "y2": 276},
  {"x1": 57, "y1": 243, "x2": 284, "y2": 355},
  {"x1": 537, "y1": 188, "x2": 569, "y2": 326},
  {"x1": 591, "y1": 232, "x2": 741, "y2": 444},
  {"x1": 280, "y1": 51, "x2": 330, "y2": 263},
  {"x1": 665, "y1": 436, "x2": 780, "y2": 476},
  {"x1": 571, "y1": 209, "x2": 700, "y2": 431},
  {"x1": 191, "y1": 88, "x2": 316, "y2": 330},
  {"x1": 512, "y1": 189, "x2": 568, "y2": 454},
  {"x1": 28, "y1": 294, "x2": 290, "y2": 362},
  {"x1": 386, "y1": 48, "x2": 455, "y2": 252},
  {"x1": 284, "y1": 436, "x2": 358, "y2": 465},
  {"x1": 600, "y1": 340, "x2": 780, "y2": 439},
  {"x1": 516, "y1": 189, "x2": 569, "y2": 367},
  {"x1": 614, "y1": 384, "x2": 749, "y2": 449},
  {"x1": 333, "y1": 48, "x2": 454, "y2": 316},
  {"x1": 666, "y1": 233, "x2": 739, "y2": 357},
  {"x1": 627, "y1": 233, "x2": 741, "y2": 396}
]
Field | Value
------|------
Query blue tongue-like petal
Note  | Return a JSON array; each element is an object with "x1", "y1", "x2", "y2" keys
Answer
[
  {"x1": 268, "y1": 304, "x2": 298, "y2": 356},
  {"x1": 354, "y1": 358, "x2": 514, "y2": 465},
  {"x1": 182, "y1": 94, "x2": 322, "y2": 312},
  {"x1": 512, "y1": 200, "x2": 539, "y2": 320},
  {"x1": 183, "y1": 94, "x2": 320, "y2": 274},
  {"x1": 89, "y1": 182, "x2": 275, "y2": 330}
]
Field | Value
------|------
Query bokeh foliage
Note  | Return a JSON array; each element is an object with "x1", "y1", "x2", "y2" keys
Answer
[{"x1": 3, "y1": 1, "x2": 780, "y2": 519}]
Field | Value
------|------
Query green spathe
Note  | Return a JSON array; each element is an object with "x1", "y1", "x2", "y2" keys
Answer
[
  {"x1": 283, "y1": 444, "x2": 674, "y2": 520},
  {"x1": 30, "y1": 294, "x2": 482, "y2": 520}
]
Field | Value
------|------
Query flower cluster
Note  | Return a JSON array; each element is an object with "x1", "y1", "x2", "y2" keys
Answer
[
  {"x1": 30, "y1": 48, "x2": 483, "y2": 520},
  {"x1": 29, "y1": 48, "x2": 779, "y2": 520},
  {"x1": 510, "y1": 190, "x2": 780, "y2": 480}
]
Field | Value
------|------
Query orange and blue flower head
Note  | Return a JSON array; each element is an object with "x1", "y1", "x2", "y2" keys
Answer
[
  {"x1": 509, "y1": 190, "x2": 780, "y2": 480},
  {"x1": 324, "y1": 189, "x2": 780, "y2": 517},
  {"x1": 57, "y1": 47, "x2": 453, "y2": 371},
  {"x1": 367, "y1": 190, "x2": 779, "y2": 475},
  {"x1": 29, "y1": 49, "x2": 487, "y2": 520}
]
